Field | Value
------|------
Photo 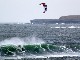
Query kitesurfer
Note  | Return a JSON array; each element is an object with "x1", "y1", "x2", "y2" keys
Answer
[{"x1": 40, "y1": 3, "x2": 47, "y2": 13}]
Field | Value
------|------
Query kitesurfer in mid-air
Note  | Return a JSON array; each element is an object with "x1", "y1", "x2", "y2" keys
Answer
[{"x1": 39, "y1": 3, "x2": 47, "y2": 13}]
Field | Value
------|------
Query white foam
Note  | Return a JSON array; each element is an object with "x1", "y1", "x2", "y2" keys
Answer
[
  {"x1": 68, "y1": 26, "x2": 76, "y2": 28},
  {"x1": 56, "y1": 23, "x2": 58, "y2": 24},
  {"x1": 24, "y1": 52, "x2": 80, "y2": 58},
  {"x1": 61, "y1": 23, "x2": 65, "y2": 24},
  {"x1": 1, "y1": 52, "x2": 80, "y2": 59},
  {"x1": 55, "y1": 27, "x2": 60, "y2": 28},
  {"x1": 77, "y1": 27, "x2": 80, "y2": 28},
  {"x1": 61, "y1": 27, "x2": 66, "y2": 28}
]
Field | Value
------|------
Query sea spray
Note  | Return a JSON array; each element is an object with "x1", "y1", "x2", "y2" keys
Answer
[
  {"x1": 0, "y1": 37, "x2": 26, "y2": 46},
  {"x1": 0, "y1": 36, "x2": 45, "y2": 46},
  {"x1": 23, "y1": 36, "x2": 45, "y2": 45}
]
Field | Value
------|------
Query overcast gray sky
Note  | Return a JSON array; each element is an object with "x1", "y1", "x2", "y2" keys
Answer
[{"x1": 0, "y1": 0, "x2": 80, "y2": 23}]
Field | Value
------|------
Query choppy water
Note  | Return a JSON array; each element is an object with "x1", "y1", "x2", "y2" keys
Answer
[{"x1": 0, "y1": 23, "x2": 80, "y2": 60}]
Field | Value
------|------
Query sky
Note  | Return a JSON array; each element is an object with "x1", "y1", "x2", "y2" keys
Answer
[{"x1": 0, "y1": 0, "x2": 80, "y2": 23}]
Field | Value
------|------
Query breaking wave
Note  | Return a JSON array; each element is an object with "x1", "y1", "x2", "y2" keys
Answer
[{"x1": 0, "y1": 43, "x2": 80, "y2": 56}]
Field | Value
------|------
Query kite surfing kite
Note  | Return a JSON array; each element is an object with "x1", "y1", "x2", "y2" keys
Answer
[{"x1": 39, "y1": 3, "x2": 47, "y2": 13}]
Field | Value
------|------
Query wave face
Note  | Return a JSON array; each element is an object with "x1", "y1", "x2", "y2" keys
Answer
[
  {"x1": 0, "y1": 44, "x2": 62, "y2": 56},
  {"x1": 0, "y1": 44, "x2": 80, "y2": 56}
]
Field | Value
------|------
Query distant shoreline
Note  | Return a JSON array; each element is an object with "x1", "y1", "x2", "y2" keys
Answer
[{"x1": 30, "y1": 15, "x2": 80, "y2": 24}]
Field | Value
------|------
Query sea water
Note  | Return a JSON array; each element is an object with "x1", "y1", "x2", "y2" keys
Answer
[{"x1": 0, "y1": 23, "x2": 80, "y2": 60}]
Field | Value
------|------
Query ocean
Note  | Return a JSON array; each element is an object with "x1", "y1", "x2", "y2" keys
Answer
[{"x1": 0, "y1": 23, "x2": 80, "y2": 60}]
